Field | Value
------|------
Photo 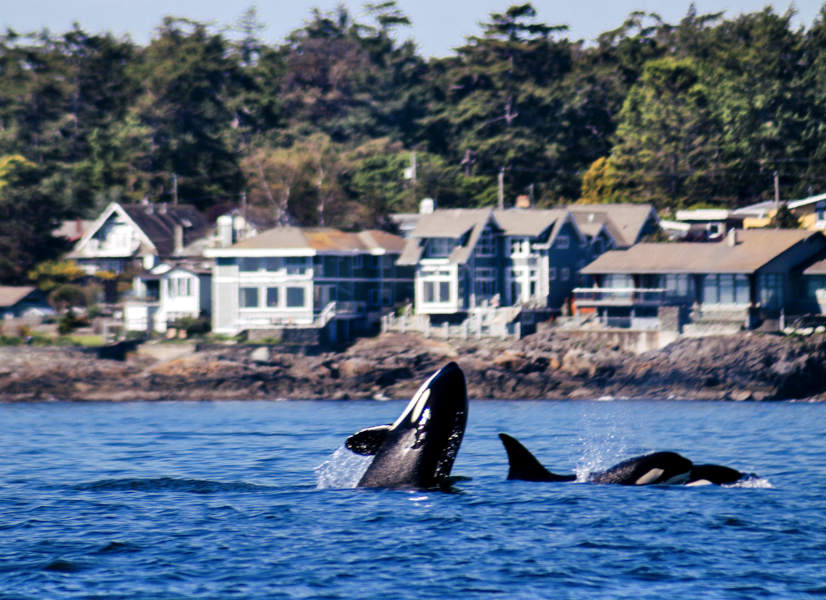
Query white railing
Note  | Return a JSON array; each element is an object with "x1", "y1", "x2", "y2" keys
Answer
[{"x1": 574, "y1": 287, "x2": 668, "y2": 305}]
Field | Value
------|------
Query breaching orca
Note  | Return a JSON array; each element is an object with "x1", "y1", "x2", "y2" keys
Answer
[
  {"x1": 345, "y1": 362, "x2": 468, "y2": 489},
  {"x1": 499, "y1": 433, "x2": 747, "y2": 486}
]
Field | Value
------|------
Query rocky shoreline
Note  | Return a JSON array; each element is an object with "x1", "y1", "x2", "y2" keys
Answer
[{"x1": 2, "y1": 331, "x2": 826, "y2": 402}]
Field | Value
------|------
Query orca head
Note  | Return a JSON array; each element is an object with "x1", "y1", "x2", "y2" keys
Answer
[
  {"x1": 589, "y1": 451, "x2": 694, "y2": 485},
  {"x1": 687, "y1": 463, "x2": 744, "y2": 486},
  {"x1": 346, "y1": 362, "x2": 468, "y2": 489}
]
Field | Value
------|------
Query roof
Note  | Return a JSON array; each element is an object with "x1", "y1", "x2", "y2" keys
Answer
[
  {"x1": 674, "y1": 208, "x2": 732, "y2": 221},
  {"x1": 0, "y1": 286, "x2": 38, "y2": 307},
  {"x1": 210, "y1": 227, "x2": 405, "y2": 255},
  {"x1": 803, "y1": 257, "x2": 826, "y2": 275},
  {"x1": 582, "y1": 229, "x2": 823, "y2": 275},
  {"x1": 398, "y1": 209, "x2": 492, "y2": 266},
  {"x1": 568, "y1": 203, "x2": 656, "y2": 247},
  {"x1": 492, "y1": 208, "x2": 568, "y2": 237},
  {"x1": 122, "y1": 204, "x2": 210, "y2": 256}
]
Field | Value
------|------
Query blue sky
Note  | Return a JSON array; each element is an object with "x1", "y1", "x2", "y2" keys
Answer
[{"x1": 2, "y1": 1, "x2": 823, "y2": 57}]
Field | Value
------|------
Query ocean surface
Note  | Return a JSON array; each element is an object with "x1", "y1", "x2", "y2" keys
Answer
[{"x1": 1, "y1": 398, "x2": 825, "y2": 599}]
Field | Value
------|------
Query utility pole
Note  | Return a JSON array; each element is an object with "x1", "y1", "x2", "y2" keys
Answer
[
  {"x1": 498, "y1": 167, "x2": 504, "y2": 210},
  {"x1": 774, "y1": 170, "x2": 780, "y2": 208},
  {"x1": 172, "y1": 173, "x2": 179, "y2": 206},
  {"x1": 410, "y1": 151, "x2": 417, "y2": 208}
]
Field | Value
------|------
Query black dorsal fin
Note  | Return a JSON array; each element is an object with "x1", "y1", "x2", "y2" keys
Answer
[
  {"x1": 498, "y1": 433, "x2": 576, "y2": 482},
  {"x1": 345, "y1": 425, "x2": 392, "y2": 455}
]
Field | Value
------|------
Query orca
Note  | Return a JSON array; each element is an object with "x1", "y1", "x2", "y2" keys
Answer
[
  {"x1": 345, "y1": 362, "x2": 468, "y2": 489},
  {"x1": 498, "y1": 433, "x2": 748, "y2": 486}
]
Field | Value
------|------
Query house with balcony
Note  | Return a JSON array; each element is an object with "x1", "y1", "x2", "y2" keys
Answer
[
  {"x1": 391, "y1": 208, "x2": 589, "y2": 337},
  {"x1": 575, "y1": 229, "x2": 826, "y2": 332},
  {"x1": 68, "y1": 201, "x2": 210, "y2": 275},
  {"x1": 204, "y1": 227, "x2": 412, "y2": 341}
]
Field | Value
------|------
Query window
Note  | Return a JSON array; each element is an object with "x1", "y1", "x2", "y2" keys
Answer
[
  {"x1": 166, "y1": 277, "x2": 192, "y2": 298},
  {"x1": 549, "y1": 267, "x2": 557, "y2": 281},
  {"x1": 240, "y1": 258, "x2": 260, "y2": 272},
  {"x1": 353, "y1": 255, "x2": 363, "y2": 269},
  {"x1": 476, "y1": 228, "x2": 495, "y2": 256},
  {"x1": 240, "y1": 287, "x2": 258, "y2": 308},
  {"x1": 759, "y1": 273, "x2": 784, "y2": 309},
  {"x1": 265, "y1": 258, "x2": 282, "y2": 271},
  {"x1": 286, "y1": 287, "x2": 305, "y2": 307},
  {"x1": 509, "y1": 237, "x2": 529, "y2": 256},
  {"x1": 555, "y1": 235, "x2": 569, "y2": 249},
  {"x1": 424, "y1": 281, "x2": 435, "y2": 303},
  {"x1": 286, "y1": 257, "x2": 306, "y2": 275},
  {"x1": 561, "y1": 267, "x2": 570, "y2": 281},
  {"x1": 427, "y1": 238, "x2": 456, "y2": 258},
  {"x1": 266, "y1": 287, "x2": 279, "y2": 307},
  {"x1": 703, "y1": 275, "x2": 719, "y2": 304},
  {"x1": 439, "y1": 281, "x2": 450, "y2": 302}
]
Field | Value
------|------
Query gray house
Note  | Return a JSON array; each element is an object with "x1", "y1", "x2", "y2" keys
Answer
[
  {"x1": 396, "y1": 208, "x2": 589, "y2": 327},
  {"x1": 577, "y1": 229, "x2": 826, "y2": 330},
  {"x1": 205, "y1": 227, "x2": 412, "y2": 340}
]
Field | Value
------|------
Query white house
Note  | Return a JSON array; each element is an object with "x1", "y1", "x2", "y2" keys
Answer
[
  {"x1": 124, "y1": 262, "x2": 211, "y2": 333},
  {"x1": 68, "y1": 201, "x2": 209, "y2": 274}
]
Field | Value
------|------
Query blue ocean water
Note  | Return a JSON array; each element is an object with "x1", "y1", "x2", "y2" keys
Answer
[{"x1": 1, "y1": 398, "x2": 825, "y2": 599}]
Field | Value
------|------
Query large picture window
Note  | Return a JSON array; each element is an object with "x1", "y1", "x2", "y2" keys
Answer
[
  {"x1": 240, "y1": 287, "x2": 258, "y2": 308},
  {"x1": 286, "y1": 287, "x2": 306, "y2": 307}
]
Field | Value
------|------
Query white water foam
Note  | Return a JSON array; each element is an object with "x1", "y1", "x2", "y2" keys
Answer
[
  {"x1": 727, "y1": 476, "x2": 773, "y2": 489},
  {"x1": 314, "y1": 446, "x2": 373, "y2": 489}
]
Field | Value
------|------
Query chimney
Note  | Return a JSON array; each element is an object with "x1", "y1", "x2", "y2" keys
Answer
[
  {"x1": 419, "y1": 198, "x2": 435, "y2": 214},
  {"x1": 174, "y1": 224, "x2": 184, "y2": 255},
  {"x1": 217, "y1": 215, "x2": 233, "y2": 247},
  {"x1": 515, "y1": 194, "x2": 530, "y2": 209},
  {"x1": 726, "y1": 228, "x2": 738, "y2": 247}
]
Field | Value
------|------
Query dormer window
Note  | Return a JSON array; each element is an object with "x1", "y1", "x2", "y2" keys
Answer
[
  {"x1": 427, "y1": 237, "x2": 456, "y2": 258},
  {"x1": 509, "y1": 237, "x2": 529, "y2": 257},
  {"x1": 555, "y1": 235, "x2": 569, "y2": 249},
  {"x1": 476, "y1": 228, "x2": 495, "y2": 257}
]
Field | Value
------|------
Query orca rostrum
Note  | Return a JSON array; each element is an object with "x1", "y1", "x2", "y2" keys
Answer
[{"x1": 345, "y1": 362, "x2": 468, "y2": 489}]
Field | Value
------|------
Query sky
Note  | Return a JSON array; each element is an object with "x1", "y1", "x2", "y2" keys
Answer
[{"x1": 2, "y1": 0, "x2": 824, "y2": 57}]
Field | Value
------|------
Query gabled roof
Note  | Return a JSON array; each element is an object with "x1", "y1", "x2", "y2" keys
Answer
[
  {"x1": 70, "y1": 202, "x2": 210, "y2": 259},
  {"x1": 398, "y1": 209, "x2": 492, "y2": 265},
  {"x1": 122, "y1": 204, "x2": 209, "y2": 255},
  {"x1": 206, "y1": 227, "x2": 405, "y2": 256},
  {"x1": 568, "y1": 203, "x2": 657, "y2": 247},
  {"x1": 582, "y1": 230, "x2": 823, "y2": 275},
  {"x1": 0, "y1": 286, "x2": 38, "y2": 308},
  {"x1": 492, "y1": 208, "x2": 567, "y2": 237}
]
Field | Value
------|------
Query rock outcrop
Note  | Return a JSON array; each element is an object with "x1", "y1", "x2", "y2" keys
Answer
[{"x1": 3, "y1": 331, "x2": 826, "y2": 402}]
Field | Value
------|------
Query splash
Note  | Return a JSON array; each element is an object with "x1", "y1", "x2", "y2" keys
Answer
[
  {"x1": 314, "y1": 445, "x2": 373, "y2": 489},
  {"x1": 727, "y1": 476, "x2": 773, "y2": 489}
]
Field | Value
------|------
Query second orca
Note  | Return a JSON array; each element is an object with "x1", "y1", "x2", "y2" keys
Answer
[{"x1": 499, "y1": 433, "x2": 749, "y2": 486}]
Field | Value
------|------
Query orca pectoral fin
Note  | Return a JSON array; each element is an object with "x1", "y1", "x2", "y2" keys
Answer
[
  {"x1": 345, "y1": 425, "x2": 392, "y2": 455},
  {"x1": 498, "y1": 433, "x2": 576, "y2": 482}
]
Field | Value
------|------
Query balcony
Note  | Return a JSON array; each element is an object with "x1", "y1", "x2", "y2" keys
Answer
[{"x1": 574, "y1": 287, "x2": 668, "y2": 308}]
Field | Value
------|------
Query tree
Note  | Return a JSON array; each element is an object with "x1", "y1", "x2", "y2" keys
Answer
[
  {"x1": 769, "y1": 202, "x2": 800, "y2": 228},
  {"x1": 608, "y1": 57, "x2": 723, "y2": 209},
  {"x1": 0, "y1": 156, "x2": 71, "y2": 283}
]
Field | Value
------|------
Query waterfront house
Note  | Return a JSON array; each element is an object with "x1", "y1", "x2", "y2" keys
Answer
[
  {"x1": 395, "y1": 208, "x2": 588, "y2": 331},
  {"x1": 124, "y1": 262, "x2": 211, "y2": 334},
  {"x1": 576, "y1": 229, "x2": 826, "y2": 331},
  {"x1": 735, "y1": 192, "x2": 826, "y2": 230},
  {"x1": 68, "y1": 201, "x2": 210, "y2": 274},
  {"x1": 204, "y1": 227, "x2": 412, "y2": 340}
]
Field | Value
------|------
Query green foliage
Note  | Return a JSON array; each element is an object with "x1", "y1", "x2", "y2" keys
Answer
[
  {"x1": 170, "y1": 316, "x2": 211, "y2": 336},
  {"x1": 28, "y1": 260, "x2": 85, "y2": 291},
  {"x1": 2, "y1": 4, "x2": 826, "y2": 245},
  {"x1": 57, "y1": 309, "x2": 89, "y2": 335},
  {"x1": 769, "y1": 203, "x2": 800, "y2": 228},
  {"x1": 49, "y1": 284, "x2": 89, "y2": 311}
]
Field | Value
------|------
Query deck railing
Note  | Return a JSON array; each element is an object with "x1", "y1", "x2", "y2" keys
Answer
[{"x1": 573, "y1": 287, "x2": 668, "y2": 306}]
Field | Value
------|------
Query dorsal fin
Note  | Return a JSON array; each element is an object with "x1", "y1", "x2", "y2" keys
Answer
[
  {"x1": 345, "y1": 425, "x2": 391, "y2": 455},
  {"x1": 498, "y1": 433, "x2": 576, "y2": 482}
]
